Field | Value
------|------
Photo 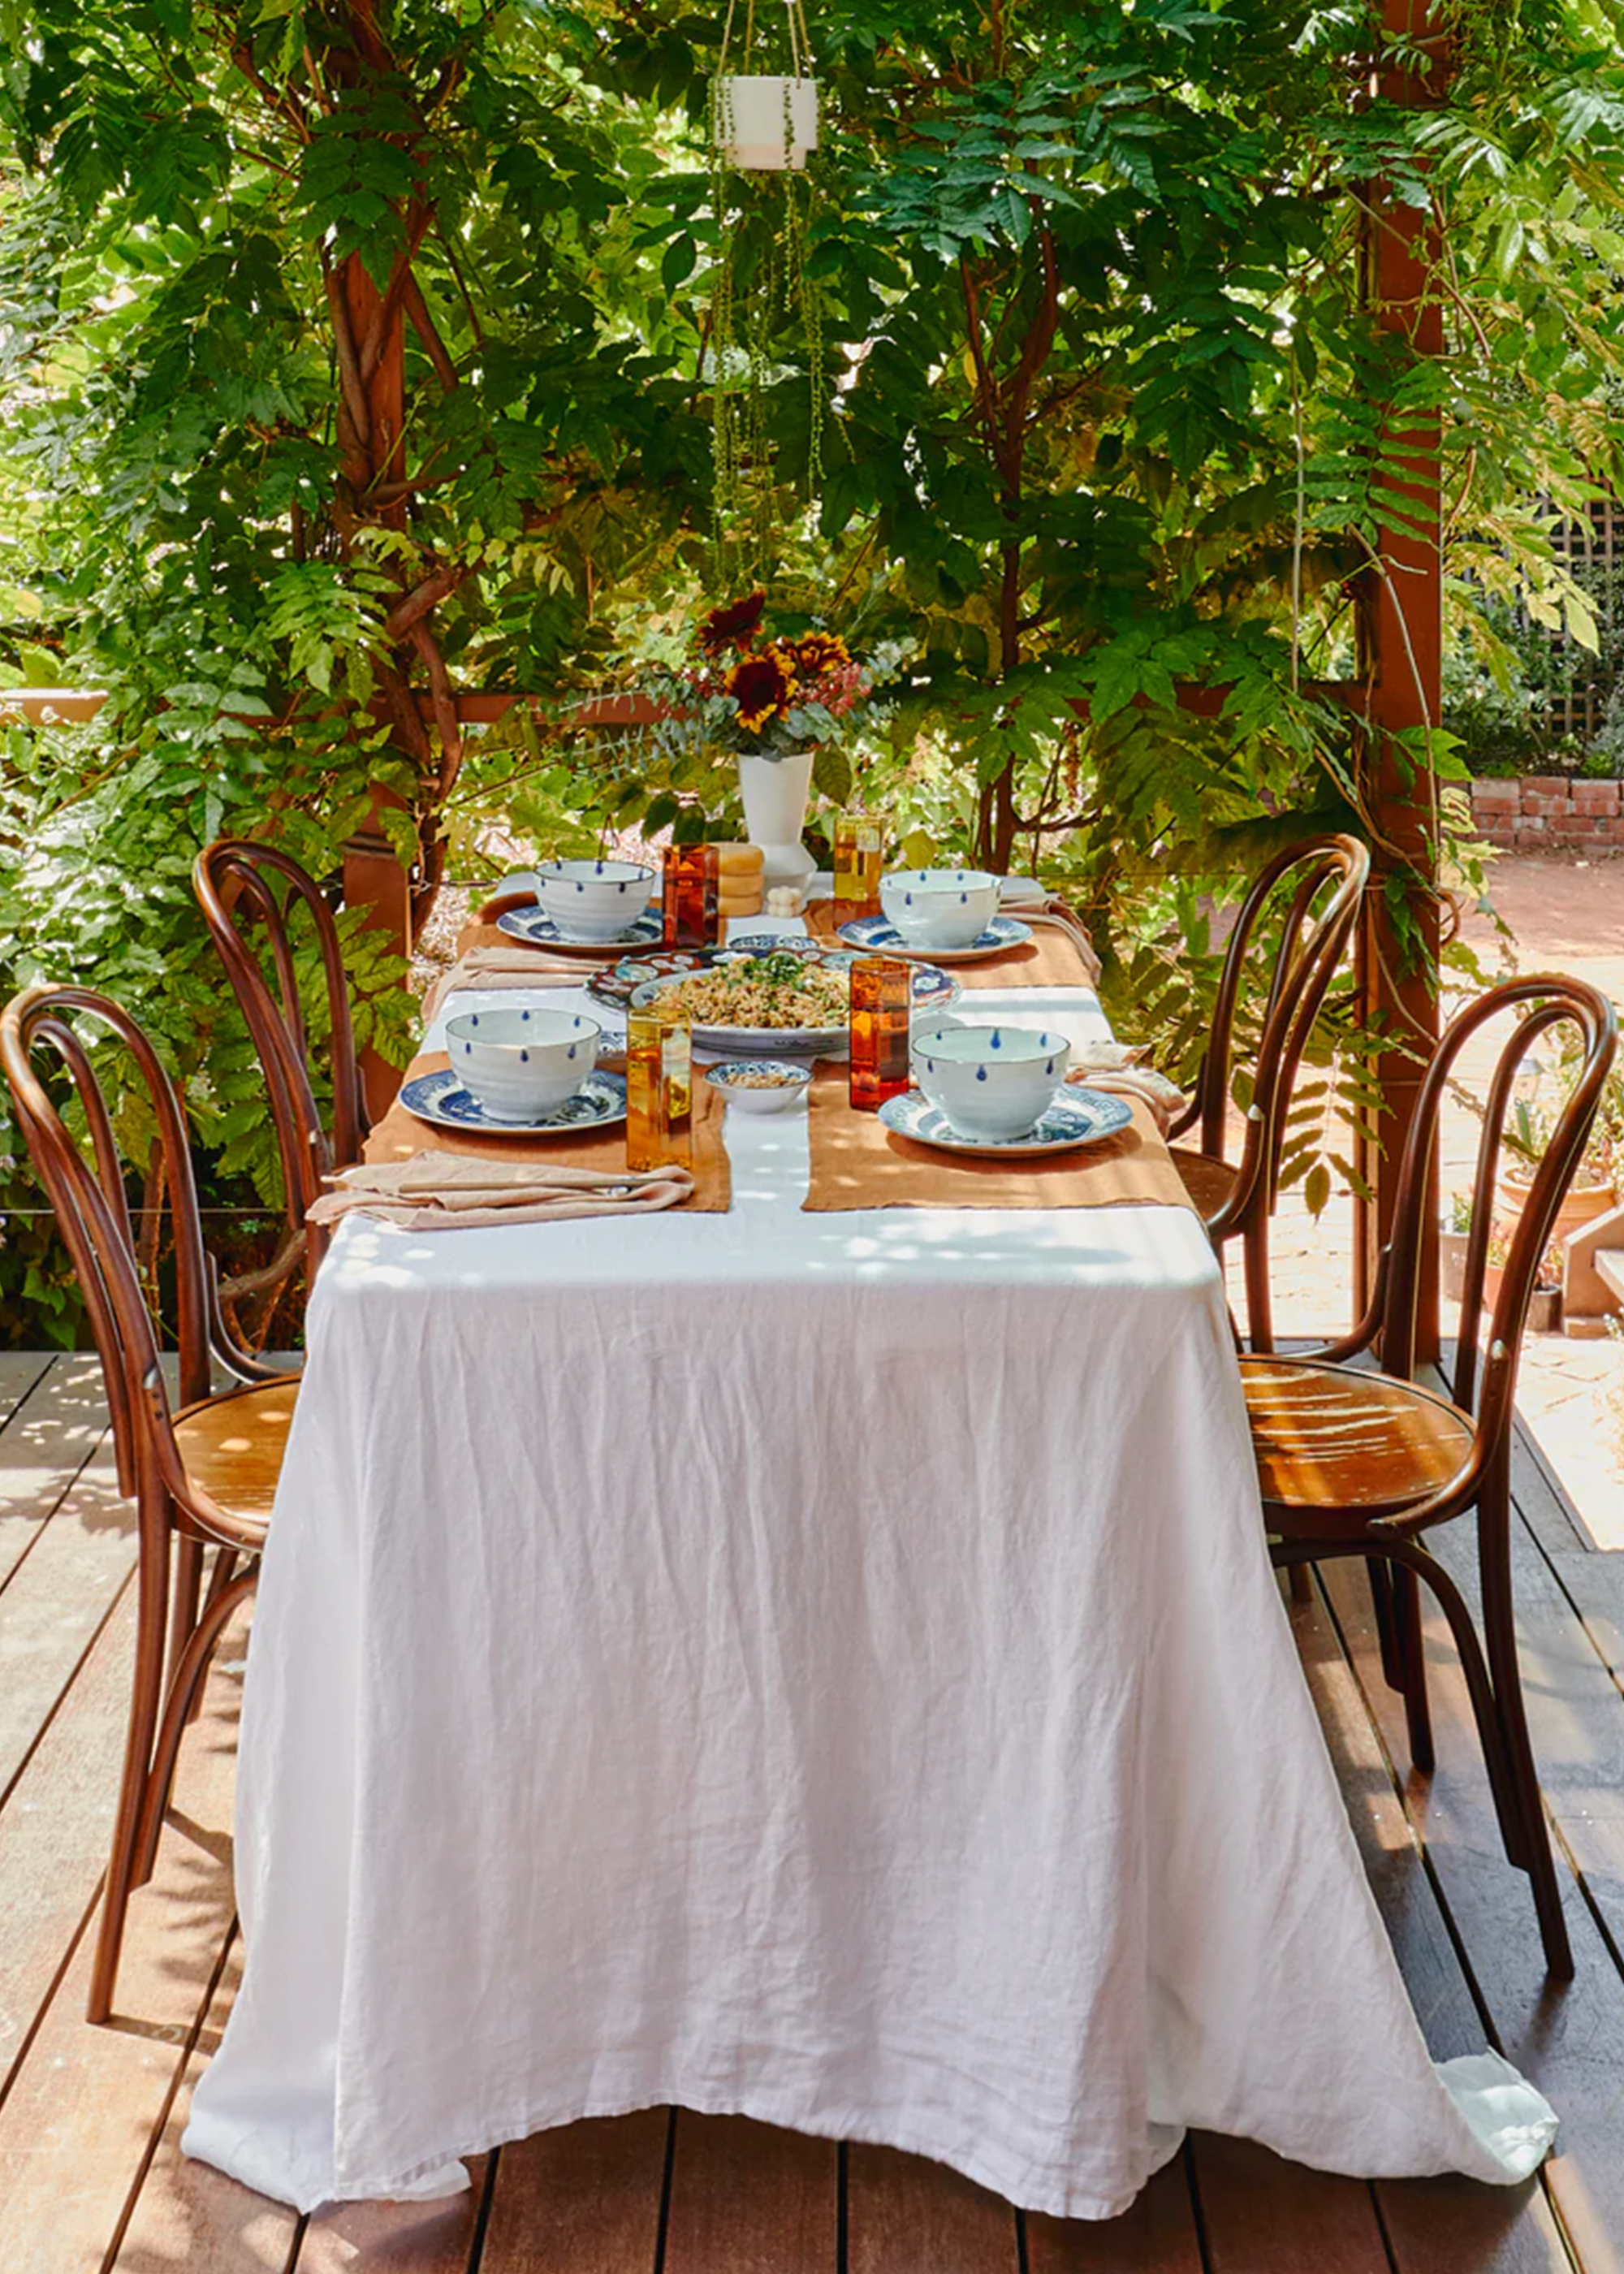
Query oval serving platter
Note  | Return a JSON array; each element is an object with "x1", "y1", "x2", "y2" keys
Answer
[
  {"x1": 877, "y1": 1085, "x2": 1133, "y2": 1159},
  {"x1": 587, "y1": 939, "x2": 959, "y2": 1033},
  {"x1": 399, "y1": 1067, "x2": 628, "y2": 1136}
]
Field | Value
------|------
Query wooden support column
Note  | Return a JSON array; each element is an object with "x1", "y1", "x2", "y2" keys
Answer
[
  {"x1": 337, "y1": 251, "x2": 416, "y2": 1122},
  {"x1": 1354, "y1": 0, "x2": 1448, "y2": 1352}
]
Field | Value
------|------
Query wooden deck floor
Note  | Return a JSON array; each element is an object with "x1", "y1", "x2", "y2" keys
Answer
[{"x1": 2, "y1": 1351, "x2": 1623, "y2": 2272}]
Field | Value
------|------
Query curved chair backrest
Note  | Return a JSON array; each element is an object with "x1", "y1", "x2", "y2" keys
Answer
[
  {"x1": 192, "y1": 839, "x2": 367, "y2": 1231},
  {"x1": 1380, "y1": 975, "x2": 1618, "y2": 1459},
  {"x1": 1181, "y1": 833, "x2": 1371, "y2": 1239},
  {"x1": 0, "y1": 985, "x2": 212, "y2": 1502}
]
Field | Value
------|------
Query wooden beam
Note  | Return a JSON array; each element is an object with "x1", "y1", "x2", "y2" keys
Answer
[{"x1": 1355, "y1": 0, "x2": 1449, "y2": 1353}]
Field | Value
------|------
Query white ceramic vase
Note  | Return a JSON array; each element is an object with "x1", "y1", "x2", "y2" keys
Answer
[
  {"x1": 737, "y1": 751, "x2": 816, "y2": 888},
  {"x1": 716, "y1": 75, "x2": 818, "y2": 171}
]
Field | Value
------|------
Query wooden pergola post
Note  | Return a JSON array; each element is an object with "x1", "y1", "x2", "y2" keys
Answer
[
  {"x1": 1354, "y1": 0, "x2": 1448, "y2": 1353},
  {"x1": 336, "y1": 251, "x2": 417, "y2": 1120}
]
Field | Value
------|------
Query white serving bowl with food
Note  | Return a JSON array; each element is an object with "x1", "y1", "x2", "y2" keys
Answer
[
  {"x1": 704, "y1": 1060, "x2": 814, "y2": 1114},
  {"x1": 879, "y1": 867, "x2": 1001, "y2": 951},
  {"x1": 911, "y1": 1022, "x2": 1071, "y2": 1141},
  {"x1": 444, "y1": 1005, "x2": 602, "y2": 1122},
  {"x1": 533, "y1": 858, "x2": 657, "y2": 942},
  {"x1": 631, "y1": 946, "x2": 856, "y2": 1057}
]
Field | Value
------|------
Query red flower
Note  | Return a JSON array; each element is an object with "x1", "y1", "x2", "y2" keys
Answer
[
  {"x1": 793, "y1": 631, "x2": 849, "y2": 681},
  {"x1": 698, "y1": 590, "x2": 767, "y2": 658},
  {"x1": 727, "y1": 647, "x2": 796, "y2": 733}
]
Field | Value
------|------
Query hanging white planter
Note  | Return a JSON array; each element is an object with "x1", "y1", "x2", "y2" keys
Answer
[{"x1": 716, "y1": 73, "x2": 818, "y2": 171}]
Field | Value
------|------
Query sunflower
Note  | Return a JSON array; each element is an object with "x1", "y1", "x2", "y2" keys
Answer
[
  {"x1": 727, "y1": 646, "x2": 797, "y2": 733},
  {"x1": 698, "y1": 590, "x2": 767, "y2": 658},
  {"x1": 793, "y1": 631, "x2": 850, "y2": 681}
]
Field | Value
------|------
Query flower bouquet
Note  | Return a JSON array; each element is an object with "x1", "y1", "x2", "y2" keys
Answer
[{"x1": 629, "y1": 590, "x2": 895, "y2": 887}]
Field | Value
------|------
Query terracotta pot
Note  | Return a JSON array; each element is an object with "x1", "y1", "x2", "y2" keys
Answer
[{"x1": 1494, "y1": 1168, "x2": 1619, "y2": 1252}]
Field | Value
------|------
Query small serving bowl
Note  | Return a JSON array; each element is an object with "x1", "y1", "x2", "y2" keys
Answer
[
  {"x1": 704, "y1": 1059, "x2": 814, "y2": 1115},
  {"x1": 879, "y1": 867, "x2": 1000, "y2": 951},
  {"x1": 445, "y1": 1005, "x2": 602, "y2": 1123},
  {"x1": 911, "y1": 1022, "x2": 1070, "y2": 1141},
  {"x1": 534, "y1": 858, "x2": 657, "y2": 942}
]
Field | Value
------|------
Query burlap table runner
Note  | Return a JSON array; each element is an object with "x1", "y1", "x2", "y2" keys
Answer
[
  {"x1": 801, "y1": 1067, "x2": 1193, "y2": 1213},
  {"x1": 366, "y1": 1052, "x2": 732, "y2": 1211},
  {"x1": 803, "y1": 900, "x2": 1095, "y2": 989}
]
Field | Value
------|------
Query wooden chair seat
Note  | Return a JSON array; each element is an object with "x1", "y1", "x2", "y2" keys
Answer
[
  {"x1": 1240, "y1": 1356, "x2": 1475, "y2": 1533},
  {"x1": 174, "y1": 1380, "x2": 299, "y2": 1524},
  {"x1": 1170, "y1": 1145, "x2": 1238, "y2": 1224}
]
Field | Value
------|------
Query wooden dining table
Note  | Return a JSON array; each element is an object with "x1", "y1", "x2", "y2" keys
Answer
[{"x1": 182, "y1": 902, "x2": 1556, "y2": 2220}]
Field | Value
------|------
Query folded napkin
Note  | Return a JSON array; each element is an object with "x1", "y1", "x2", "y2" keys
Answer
[
  {"x1": 1022, "y1": 901, "x2": 1103, "y2": 984},
  {"x1": 422, "y1": 949, "x2": 590, "y2": 1022},
  {"x1": 309, "y1": 1153, "x2": 694, "y2": 1230},
  {"x1": 1069, "y1": 1064, "x2": 1187, "y2": 1135}
]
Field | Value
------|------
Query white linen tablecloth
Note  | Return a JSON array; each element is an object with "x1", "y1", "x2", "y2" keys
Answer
[{"x1": 184, "y1": 949, "x2": 1556, "y2": 2217}]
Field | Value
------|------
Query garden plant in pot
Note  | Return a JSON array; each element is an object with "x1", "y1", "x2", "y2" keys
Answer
[
  {"x1": 1496, "y1": 1040, "x2": 1624, "y2": 1251},
  {"x1": 627, "y1": 590, "x2": 893, "y2": 889}
]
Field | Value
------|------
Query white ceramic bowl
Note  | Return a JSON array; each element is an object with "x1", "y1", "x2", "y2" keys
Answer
[
  {"x1": 911, "y1": 1022, "x2": 1071, "y2": 1141},
  {"x1": 534, "y1": 858, "x2": 657, "y2": 942},
  {"x1": 880, "y1": 868, "x2": 1000, "y2": 950},
  {"x1": 444, "y1": 1006, "x2": 602, "y2": 1122},
  {"x1": 704, "y1": 1060, "x2": 814, "y2": 1115}
]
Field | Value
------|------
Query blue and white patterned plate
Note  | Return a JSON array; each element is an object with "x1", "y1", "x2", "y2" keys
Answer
[
  {"x1": 835, "y1": 914, "x2": 1034, "y2": 964},
  {"x1": 877, "y1": 1085, "x2": 1134, "y2": 1158},
  {"x1": 496, "y1": 905, "x2": 662, "y2": 954},
  {"x1": 399, "y1": 1067, "x2": 628, "y2": 1135}
]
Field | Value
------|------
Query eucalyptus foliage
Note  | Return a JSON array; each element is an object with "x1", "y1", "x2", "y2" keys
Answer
[{"x1": 2, "y1": 0, "x2": 1624, "y2": 1338}]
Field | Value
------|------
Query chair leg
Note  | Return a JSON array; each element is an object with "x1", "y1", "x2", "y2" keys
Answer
[
  {"x1": 184, "y1": 1547, "x2": 239, "y2": 1727},
  {"x1": 1391, "y1": 1563, "x2": 1436, "y2": 1773},
  {"x1": 1477, "y1": 1489, "x2": 1574, "y2": 1979},
  {"x1": 1367, "y1": 1559, "x2": 1405, "y2": 1693},
  {"x1": 87, "y1": 1517, "x2": 171, "y2": 2025},
  {"x1": 132, "y1": 1571, "x2": 257, "y2": 1890},
  {"x1": 1242, "y1": 1217, "x2": 1276, "y2": 1357},
  {"x1": 166, "y1": 1536, "x2": 203, "y2": 1703},
  {"x1": 1393, "y1": 1533, "x2": 1572, "y2": 1978}
]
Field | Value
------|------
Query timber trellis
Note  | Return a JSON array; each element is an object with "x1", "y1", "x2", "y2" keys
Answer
[{"x1": 0, "y1": 0, "x2": 1450, "y2": 1344}]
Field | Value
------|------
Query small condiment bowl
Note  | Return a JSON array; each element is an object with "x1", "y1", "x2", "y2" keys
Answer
[
  {"x1": 704, "y1": 1060, "x2": 814, "y2": 1115},
  {"x1": 445, "y1": 1006, "x2": 602, "y2": 1123},
  {"x1": 534, "y1": 858, "x2": 657, "y2": 942},
  {"x1": 879, "y1": 867, "x2": 1000, "y2": 950},
  {"x1": 911, "y1": 1022, "x2": 1070, "y2": 1141}
]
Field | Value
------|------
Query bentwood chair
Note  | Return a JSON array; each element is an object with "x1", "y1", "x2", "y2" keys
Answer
[
  {"x1": 1168, "y1": 835, "x2": 1370, "y2": 1353},
  {"x1": 0, "y1": 985, "x2": 297, "y2": 2021},
  {"x1": 194, "y1": 839, "x2": 369, "y2": 1276},
  {"x1": 1242, "y1": 975, "x2": 1618, "y2": 1978}
]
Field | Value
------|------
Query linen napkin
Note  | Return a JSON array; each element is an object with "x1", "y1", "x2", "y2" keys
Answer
[
  {"x1": 309, "y1": 1153, "x2": 695, "y2": 1230},
  {"x1": 1021, "y1": 901, "x2": 1103, "y2": 984},
  {"x1": 1071, "y1": 1066, "x2": 1187, "y2": 1135}
]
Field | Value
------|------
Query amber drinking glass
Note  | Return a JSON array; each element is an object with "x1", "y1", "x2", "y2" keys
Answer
[
  {"x1": 663, "y1": 843, "x2": 720, "y2": 949},
  {"x1": 832, "y1": 811, "x2": 885, "y2": 924},
  {"x1": 849, "y1": 957, "x2": 913, "y2": 1112},
  {"x1": 626, "y1": 1007, "x2": 693, "y2": 1169}
]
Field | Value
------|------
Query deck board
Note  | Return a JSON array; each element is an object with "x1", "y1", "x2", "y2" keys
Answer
[
  {"x1": 844, "y1": 2142, "x2": 1021, "y2": 2274},
  {"x1": 476, "y1": 2114, "x2": 668, "y2": 2273},
  {"x1": 1320, "y1": 1556, "x2": 1624, "y2": 2274},
  {"x1": 0, "y1": 1354, "x2": 120, "y2": 1595},
  {"x1": 0, "y1": 1585, "x2": 137, "y2": 2088},
  {"x1": 0, "y1": 1610, "x2": 249, "y2": 2273},
  {"x1": 663, "y1": 2113, "x2": 836, "y2": 2274},
  {"x1": 2, "y1": 1363, "x2": 1623, "y2": 2272}
]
